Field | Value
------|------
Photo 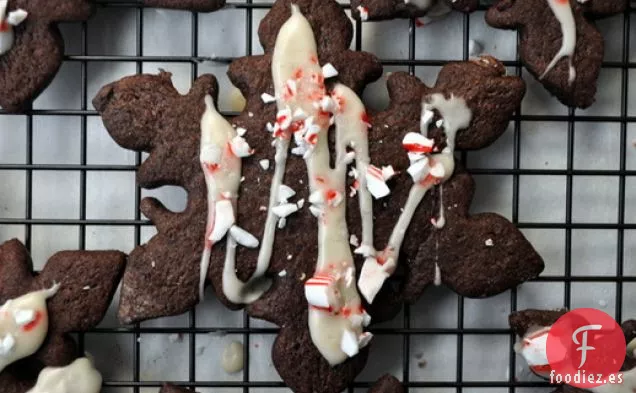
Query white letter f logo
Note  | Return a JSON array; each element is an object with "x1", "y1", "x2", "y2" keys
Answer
[{"x1": 572, "y1": 324, "x2": 602, "y2": 368}]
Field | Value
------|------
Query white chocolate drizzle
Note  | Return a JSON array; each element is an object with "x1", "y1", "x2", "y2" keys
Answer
[
  {"x1": 0, "y1": 284, "x2": 60, "y2": 373},
  {"x1": 27, "y1": 357, "x2": 102, "y2": 393},
  {"x1": 271, "y1": 5, "x2": 375, "y2": 365},
  {"x1": 540, "y1": 0, "x2": 577, "y2": 84},
  {"x1": 358, "y1": 93, "x2": 472, "y2": 304},
  {"x1": 0, "y1": 0, "x2": 28, "y2": 56},
  {"x1": 199, "y1": 96, "x2": 267, "y2": 303}
]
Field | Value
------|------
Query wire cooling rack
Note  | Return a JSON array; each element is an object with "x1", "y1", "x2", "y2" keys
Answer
[{"x1": 1, "y1": 0, "x2": 636, "y2": 392}]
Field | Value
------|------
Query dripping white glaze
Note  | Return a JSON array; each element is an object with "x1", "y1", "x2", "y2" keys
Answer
[
  {"x1": 433, "y1": 184, "x2": 445, "y2": 229},
  {"x1": 0, "y1": 284, "x2": 60, "y2": 373},
  {"x1": 27, "y1": 357, "x2": 102, "y2": 393},
  {"x1": 271, "y1": 4, "x2": 372, "y2": 365},
  {"x1": 540, "y1": 0, "x2": 577, "y2": 84},
  {"x1": 199, "y1": 95, "x2": 266, "y2": 303},
  {"x1": 358, "y1": 93, "x2": 472, "y2": 304},
  {"x1": 0, "y1": 0, "x2": 28, "y2": 56}
]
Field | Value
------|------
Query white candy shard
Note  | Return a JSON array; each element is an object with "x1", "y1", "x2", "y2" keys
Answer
[
  {"x1": 209, "y1": 200, "x2": 235, "y2": 243},
  {"x1": 259, "y1": 159, "x2": 270, "y2": 170},
  {"x1": 349, "y1": 234, "x2": 360, "y2": 247},
  {"x1": 277, "y1": 217, "x2": 287, "y2": 229},
  {"x1": 340, "y1": 329, "x2": 360, "y2": 357},
  {"x1": 229, "y1": 135, "x2": 254, "y2": 157},
  {"x1": 365, "y1": 165, "x2": 391, "y2": 199},
  {"x1": 271, "y1": 203, "x2": 299, "y2": 218},
  {"x1": 297, "y1": 198, "x2": 305, "y2": 209},
  {"x1": 261, "y1": 92, "x2": 277, "y2": 103},
  {"x1": 322, "y1": 63, "x2": 339, "y2": 79},
  {"x1": 381, "y1": 165, "x2": 395, "y2": 180},
  {"x1": 236, "y1": 127, "x2": 247, "y2": 137},
  {"x1": 278, "y1": 270, "x2": 287, "y2": 277},
  {"x1": 485, "y1": 238, "x2": 494, "y2": 247},
  {"x1": 407, "y1": 157, "x2": 430, "y2": 183},
  {"x1": 304, "y1": 275, "x2": 340, "y2": 309},
  {"x1": 7, "y1": 9, "x2": 27, "y2": 26},
  {"x1": 13, "y1": 309, "x2": 35, "y2": 326},
  {"x1": 358, "y1": 332, "x2": 373, "y2": 349},
  {"x1": 435, "y1": 119, "x2": 444, "y2": 128},
  {"x1": 362, "y1": 311, "x2": 372, "y2": 327},
  {"x1": 309, "y1": 205, "x2": 323, "y2": 217},
  {"x1": 358, "y1": 257, "x2": 391, "y2": 303},
  {"x1": 278, "y1": 184, "x2": 296, "y2": 203},
  {"x1": 354, "y1": 244, "x2": 376, "y2": 258},
  {"x1": 229, "y1": 226, "x2": 259, "y2": 248}
]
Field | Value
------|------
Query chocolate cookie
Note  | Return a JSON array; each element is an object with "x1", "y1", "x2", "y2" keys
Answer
[
  {"x1": 486, "y1": 0, "x2": 628, "y2": 109},
  {"x1": 357, "y1": 57, "x2": 543, "y2": 305},
  {"x1": 0, "y1": 0, "x2": 93, "y2": 112},
  {"x1": 160, "y1": 374, "x2": 403, "y2": 393},
  {"x1": 351, "y1": 0, "x2": 478, "y2": 22},
  {"x1": 0, "y1": 238, "x2": 126, "y2": 393},
  {"x1": 143, "y1": 0, "x2": 225, "y2": 12},
  {"x1": 511, "y1": 309, "x2": 636, "y2": 392}
]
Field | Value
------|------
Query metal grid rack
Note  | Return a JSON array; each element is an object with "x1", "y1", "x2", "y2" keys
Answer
[{"x1": 0, "y1": 0, "x2": 635, "y2": 392}]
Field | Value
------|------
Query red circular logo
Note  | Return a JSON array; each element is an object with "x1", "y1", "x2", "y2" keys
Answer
[{"x1": 546, "y1": 308, "x2": 626, "y2": 388}]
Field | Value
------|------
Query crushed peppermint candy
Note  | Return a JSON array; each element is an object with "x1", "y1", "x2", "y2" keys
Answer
[
  {"x1": 349, "y1": 234, "x2": 360, "y2": 247},
  {"x1": 236, "y1": 127, "x2": 247, "y2": 137},
  {"x1": 365, "y1": 165, "x2": 391, "y2": 199},
  {"x1": 229, "y1": 135, "x2": 254, "y2": 157},
  {"x1": 272, "y1": 203, "x2": 299, "y2": 218},
  {"x1": 278, "y1": 217, "x2": 287, "y2": 229},
  {"x1": 322, "y1": 63, "x2": 339, "y2": 79},
  {"x1": 287, "y1": 254, "x2": 293, "y2": 260},
  {"x1": 485, "y1": 238, "x2": 494, "y2": 247},
  {"x1": 278, "y1": 270, "x2": 287, "y2": 277},
  {"x1": 259, "y1": 159, "x2": 270, "y2": 170},
  {"x1": 13, "y1": 309, "x2": 35, "y2": 326},
  {"x1": 357, "y1": 5, "x2": 369, "y2": 21},
  {"x1": 278, "y1": 184, "x2": 296, "y2": 203},
  {"x1": 229, "y1": 225, "x2": 259, "y2": 248},
  {"x1": 297, "y1": 198, "x2": 305, "y2": 209},
  {"x1": 261, "y1": 92, "x2": 277, "y2": 103}
]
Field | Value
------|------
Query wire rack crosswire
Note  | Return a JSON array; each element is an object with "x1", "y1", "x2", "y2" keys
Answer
[{"x1": 0, "y1": 0, "x2": 636, "y2": 392}]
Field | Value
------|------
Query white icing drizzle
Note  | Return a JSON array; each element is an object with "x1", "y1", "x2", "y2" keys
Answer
[
  {"x1": 26, "y1": 357, "x2": 102, "y2": 393},
  {"x1": 0, "y1": 0, "x2": 28, "y2": 56},
  {"x1": 433, "y1": 184, "x2": 445, "y2": 229},
  {"x1": 0, "y1": 284, "x2": 60, "y2": 373},
  {"x1": 199, "y1": 96, "x2": 266, "y2": 303},
  {"x1": 271, "y1": 5, "x2": 372, "y2": 365},
  {"x1": 540, "y1": 0, "x2": 577, "y2": 84},
  {"x1": 358, "y1": 94, "x2": 472, "y2": 304}
]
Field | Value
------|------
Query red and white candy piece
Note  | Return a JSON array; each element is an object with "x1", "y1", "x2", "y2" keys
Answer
[
  {"x1": 358, "y1": 256, "x2": 395, "y2": 303},
  {"x1": 365, "y1": 165, "x2": 392, "y2": 199},
  {"x1": 516, "y1": 327, "x2": 553, "y2": 378},
  {"x1": 0, "y1": 1, "x2": 28, "y2": 56},
  {"x1": 229, "y1": 135, "x2": 254, "y2": 158},
  {"x1": 304, "y1": 274, "x2": 342, "y2": 311},
  {"x1": 406, "y1": 156, "x2": 430, "y2": 183},
  {"x1": 403, "y1": 132, "x2": 434, "y2": 155},
  {"x1": 357, "y1": 5, "x2": 369, "y2": 21},
  {"x1": 276, "y1": 107, "x2": 293, "y2": 131}
]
